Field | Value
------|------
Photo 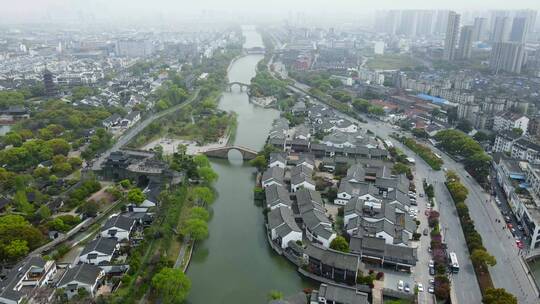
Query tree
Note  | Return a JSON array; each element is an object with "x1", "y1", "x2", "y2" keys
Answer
[
  {"x1": 249, "y1": 155, "x2": 267, "y2": 171},
  {"x1": 268, "y1": 290, "x2": 283, "y2": 300},
  {"x1": 80, "y1": 200, "x2": 99, "y2": 217},
  {"x1": 182, "y1": 218, "x2": 209, "y2": 240},
  {"x1": 3, "y1": 240, "x2": 29, "y2": 262},
  {"x1": 0, "y1": 215, "x2": 44, "y2": 261},
  {"x1": 127, "y1": 188, "x2": 145, "y2": 205},
  {"x1": 471, "y1": 249, "x2": 497, "y2": 271},
  {"x1": 193, "y1": 154, "x2": 210, "y2": 168},
  {"x1": 189, "y1": 207, "x2": 210, "y2": 222},
  {"x1": 151, "y1": 267, "x2": 191, "y2": 304},
  {"x1": 197, "y1": 166, "x2": 218, "y2": 184},
  {"x1": 329, "y1": 236, "x2": 349, "y2": 253},
  {"x1": 482, "y1": 288, "x2": 517, "y2": 304},
  {"x1": 456, "y1": 120, "x2": 473, "y2": 133},
  {"x1": 13, "y1": 190, "x2": 34, "y2": 215},
  {"x1": 192, "y1": 186, "x2": 214, "y2": 205},
  {"x1": 119, "y1": 179, "x2": 131, "y2": 189},
  {"x1": 3, "y1": 132, "x2": 23, "y2": 147},
  {"x1": 47, "y1": 138, "x2": 70, "y2": 156},
  {"x1": 37, "y1": 205, "x2": 52, "y2": 221}
]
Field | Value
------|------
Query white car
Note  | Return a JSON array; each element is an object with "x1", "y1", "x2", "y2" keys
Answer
[
  {"x1": 397, "y1": 280, "x2": 404, "y2": 291},
  {"x1": 417, "y1": 283, "x2": 424, "y2": 292},
  {"x1": 428, "y1": 259, "x2": 434, "y2": 268},
  {"x1": 428, "y1": 286, "x2": 435, "y2": 293}
]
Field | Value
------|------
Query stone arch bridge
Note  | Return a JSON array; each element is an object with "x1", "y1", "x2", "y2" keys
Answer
[
  {"x1": 202, "y1": 145, "x2": 258, "y2": 160},
  {"x1": 226, "y1": 82, "x2": 250, "y2": 91}
]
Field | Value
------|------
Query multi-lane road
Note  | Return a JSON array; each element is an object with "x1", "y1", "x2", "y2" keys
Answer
[{"x1": 283, "y1": 75, "x2": 540, "y2": 303}]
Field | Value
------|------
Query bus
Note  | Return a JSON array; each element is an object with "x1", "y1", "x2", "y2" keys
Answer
[{"x1": 449, "y1": 252, "x2": 460, "y2": 273}]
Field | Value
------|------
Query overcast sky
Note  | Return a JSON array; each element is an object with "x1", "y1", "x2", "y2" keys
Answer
[{"x1": 2, "y1": 0, "x2": 540, "y2": 24}]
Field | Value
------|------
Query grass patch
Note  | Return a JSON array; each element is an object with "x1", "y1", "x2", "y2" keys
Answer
[{"x1": 366, "y1": 54, "x2": 422, "y2": 70}]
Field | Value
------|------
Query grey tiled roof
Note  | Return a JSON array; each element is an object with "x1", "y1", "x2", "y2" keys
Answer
[
  {"x1": 81, "y1": 237, "x2": 118, "y2": 256},
  {"x1": 265, "y1": 184, "x2": 292, "y2": 208},
  {"x1": 305, "y1": 243, "x2": 359, "y2": 272},
  {"x1": 317, "y1": 283, "x2": 369, "y2": 304},
  {"x1": 58, "y1": 264, "x2": 102, "y2": 287}
]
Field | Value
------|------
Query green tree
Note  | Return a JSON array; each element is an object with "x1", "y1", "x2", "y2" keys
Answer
[
  {"x1": 37, "y1": 205, "x2": 52, "y2": 221},
  {"x1": 3, "y1": 132, "x2": 23, "y2": 147},
  {"x1": 193, "y1": 154, "x2": 210, "y2": 168},
  {"x1": 13, "y1": 190, "x2": 34, "y2": 215},
  {"x1": 471, "y1": 249, "x2": 497, "y2": 271},
  {"x1": 189, "y1": 207, "x2": 210, "y2": 222},
  {"x1": 47, "y1": 138, "x2": 70, "y2": 155},
  {"x1": 456, "y1": 120, "x2": 473, "y2": 133},
  {"x1": 127, "y1": 188, "x2": 145, "y2": 205},
  {"x1": 151, "y1": 267, "x2": 191, "y2": 304},
  {"x1": 330, "y1": 236, "x2": 349, "y2": 253},
  {"x1": 182, "y1": 218, "x2": 209, "y2": 240},
  {"x1": 3, "y1": 240, "x2": 29, "y2": 262},
  {"x1": 482, "y1": 288, "x2": 517, "y2": 304},
  {"x1": 197, "y1": 166, "x2": 218, "y2": 184},
  {"x1": 192, "y1": 186, "x2": 215, "y2": 205},
  {"x1": 80, "y1": 200, "x2": 99, "y2": 217},
  {"x1": 33, "y1": 166, "x2": 50, "y2": 179},
  {"x1": 268, "y1": 290, "x2": 284, "y2": 300},
  {"x1": 249, "y1": 155, "x2": 267, "y2": 171}
]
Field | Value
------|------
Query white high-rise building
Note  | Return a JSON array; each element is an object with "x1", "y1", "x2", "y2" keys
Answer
[
  {"x1": 491, "y1": 16, "x2": 511, "y2": 42},
  {"x1": 458, "y1": 26, "x2": 474, "y2": 60},
  {"x1": 443, "y1": 11, "x2": 461, "y2": 61},
  {"x1": 489, "y1": 42, "x2": 525, "y2": 74},
  {"x1": 374, "y1": 41, "x2": 385, "y2": 55}
]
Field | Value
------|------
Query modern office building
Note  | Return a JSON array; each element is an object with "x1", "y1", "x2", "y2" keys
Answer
[
  {"x1": 489, "y1": 42, "x2": 525, "y2": 74},
  {"x1": 457, "y1": 25, "x2": 474, "y2": 60},
  {"x1": 443, "y1": 11, "x2": 461, "y2": 61}
]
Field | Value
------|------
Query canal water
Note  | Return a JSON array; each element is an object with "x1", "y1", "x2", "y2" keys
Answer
[{"x1": 186, "y1": 27, "x2": 310, "y2": 303}]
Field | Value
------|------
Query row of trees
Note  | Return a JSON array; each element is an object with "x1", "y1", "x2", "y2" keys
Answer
[
  {"x1": 435, "y1": 129, "x2": 491, "y2": 184},
  {"x1": 352, "y1": 98, "x2": 385, "y2": 116},
  {"x1": 446, "y1": 171, "x2": 515, "y2": 303},
  {"x1": 401, "y1": 137, "x2": 443, "y2": 170},
  {"x1": 427, "y1": 209, "x2": 452, "y2": 300}
]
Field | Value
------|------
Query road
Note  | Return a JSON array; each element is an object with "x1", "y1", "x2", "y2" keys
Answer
[
  {"x1": 91, "y1": 89, "x2": 200, "y2": 170},
  {"x1": 274, "y1": 59, "x2": 540, "y2": 302},
  {"x1": 430, "y1": 145, "x2": 539, "y2": 304},
  {"x1": 281, "y1": 77, "x2": 481, "y2": 303}
]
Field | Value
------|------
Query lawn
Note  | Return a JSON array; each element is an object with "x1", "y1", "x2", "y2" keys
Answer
[{"x1": 366, "y1": 54, "x2": 422, "y2": 70}]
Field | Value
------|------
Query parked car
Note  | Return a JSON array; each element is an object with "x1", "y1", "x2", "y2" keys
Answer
[
  {"x1": 404, "y1": 283, "x2": 410, "y2": 293},
  {"x1": 417, "y1": 283, "x2": 424, "y2": 292},
  {"x1": 518, "y1": 225, "x2": 524, "y2": 231},
  {"x1": 419, "y1": 193, "x2": 424, "y2": 197},
  {"x1": 429, "y1": 267, "x2": 435, "y2": 275},
  {"x1": 428, "y1": 286, "x2": 435, "y2": 293},
  {"x1": 429, "y1": 278, "x2": 435, "y2": 285},
  {"x1": 428, "y1": 259, "x2": 434, "y2": 268},
  {"x1": 504, "y1": 216, "x2": 511, "y2": 223},
  {"x1": 423, "y1": 228, "x2": 429, "y2": 236},
  {"x1": 398, "y1": 280, "x2": 404, "y2": 291},
  {"x1": 516, "y1": 240, "x2": 524, "y2": 249}
]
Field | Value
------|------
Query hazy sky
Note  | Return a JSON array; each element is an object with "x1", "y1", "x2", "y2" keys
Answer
[{"x1": 2, "y1": 0, "x2": 540, "y2": 24}]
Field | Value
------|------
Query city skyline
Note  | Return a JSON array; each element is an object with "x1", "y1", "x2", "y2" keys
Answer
[{"x1": 2, "y1": 0, "x2": 540, "y2": 24}]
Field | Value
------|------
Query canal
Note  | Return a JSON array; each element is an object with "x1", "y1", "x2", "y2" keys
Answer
[{"x1": 186, "y1": 26, "x2": 310, "y2": 303}]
